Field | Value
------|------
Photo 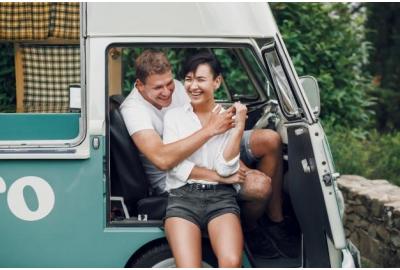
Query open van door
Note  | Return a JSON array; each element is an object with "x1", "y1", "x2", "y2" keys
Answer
[{"x1": 261, "y1": 37, "x2": 347, "y2": 267}]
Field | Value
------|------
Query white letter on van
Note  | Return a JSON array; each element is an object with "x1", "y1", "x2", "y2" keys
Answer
[
  {"x1": 0, "y1": 177, "x2": 5, "y2": 193},
  {"x1": 7, "y1": 176, "x2": 55, "y2": 221}
]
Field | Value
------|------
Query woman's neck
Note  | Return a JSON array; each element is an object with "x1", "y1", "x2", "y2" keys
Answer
[
  {"x1": 192, "y1": 101, "x2": 216, "y2": 114},
  {"x1": 192, "y1": 101, "x2": 216, "y2": 126}
]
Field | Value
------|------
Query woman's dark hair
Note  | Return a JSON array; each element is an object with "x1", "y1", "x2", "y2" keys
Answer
[{"x1": 181, "y1": 51, "x2": 222, "y2": 79}]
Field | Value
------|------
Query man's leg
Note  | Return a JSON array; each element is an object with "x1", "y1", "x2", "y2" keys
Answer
[
  {"x1": 239, "y1": 171, "x2": 280, "y2": 258},
  {"x1": 238, "y1": 130, "x2": 279, "y2": 258},
  {"x1": 247, "y1": 129, "x2": 300, "y2": 258},
  {"x1": 248, "y1": 129, "x2": 284, "y2": 222},
  {"x1": 239, "y1": 169, "x2": 271, "y2": 230}
]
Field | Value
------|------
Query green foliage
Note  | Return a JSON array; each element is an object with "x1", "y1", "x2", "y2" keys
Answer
[
  {"x1": 325, "y1": 122, "x2": 400, "y2": 186},
  {"x1": 0, "y1": 43, "x2": 16, "y2": 112},
  {"x1": 365, "y1": 3, "x2": 400, "y2": 132},
  {"x1": 270, "y1": 3, "x2": 399, "y2": 185},
  {"x1": 213, "y1": 48, "x2": 256, "y2": 100},
  {"x1": 270, "y1": 3, "x2": 376, "y2": 128},
  {"x1": 369, "y1": 86, "x2": 400, "y2": 132},
  {"x1": 120, "y1": 47, "x2": 259, "y2": 100}
]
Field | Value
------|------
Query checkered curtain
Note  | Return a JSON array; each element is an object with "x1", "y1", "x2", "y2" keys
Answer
[
  {"x1": 51, "y1": 3, "x2": 80, "y2": 40},
  {"x1": 0, "y1": 2, "x2": 79, "y2": 40},
  {"x1": 21, "y1": 45, "x2": 80, "y2": 113},
  {"x1": 0, "y1": 3, "x2": 50, "y2": 40}
]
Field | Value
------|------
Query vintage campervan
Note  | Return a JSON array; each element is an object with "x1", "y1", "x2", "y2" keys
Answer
[{"x1": 0, "y1": 3, "x2": 360, "y2": 267}]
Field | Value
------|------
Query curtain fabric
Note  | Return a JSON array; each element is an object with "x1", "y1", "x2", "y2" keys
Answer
[
  {"x1": 51, "y1": 3, "x2": 80, "y2": 40},
  {"x1": 0, "y1": 2, "x2": 50, "y2": 40},
  {"x1": 0, "y1": 2, "x2": 79, "y2": 40},
  {"x1": 21, "y1": 45, "x2": 80, "y2": 113}
]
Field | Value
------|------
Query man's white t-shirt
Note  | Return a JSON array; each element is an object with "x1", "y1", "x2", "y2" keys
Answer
[{"x1": 119, "y1": 80, "x2": 190, "y2": 194}]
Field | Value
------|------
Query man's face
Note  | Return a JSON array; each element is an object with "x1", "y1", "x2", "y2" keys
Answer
[{"x1": 136, "y1": 71, "x2": 175, "y2": 110}]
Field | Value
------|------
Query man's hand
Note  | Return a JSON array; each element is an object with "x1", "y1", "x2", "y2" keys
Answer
[
  {"x1": 219, "y1": 167, "x2": 247, "y2": 184},
  {"x1": 204, "y1": 105, "x2": 235, "y2": 136}
]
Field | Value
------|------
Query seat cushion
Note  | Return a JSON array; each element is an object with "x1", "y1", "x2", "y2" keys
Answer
[{"x1": 109, "y1": 107, "x2": 149, "y2": 216}]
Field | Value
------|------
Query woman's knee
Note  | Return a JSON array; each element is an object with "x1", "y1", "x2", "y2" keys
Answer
[{"x1": 218, "y1": 254, "x2": 242, "y2": 268}]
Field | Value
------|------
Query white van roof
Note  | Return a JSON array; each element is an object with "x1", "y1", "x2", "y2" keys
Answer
[{"x1": 86, "y1": 3, "x2": 278, "y2": 38}]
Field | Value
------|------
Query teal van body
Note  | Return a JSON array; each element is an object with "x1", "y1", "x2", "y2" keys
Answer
[
  {"x1": 0, "y1": 114, "x2": 80, "y2": 140},
  {"x1": 0, "y1": 137, "x2": 165, "y2": 267}
]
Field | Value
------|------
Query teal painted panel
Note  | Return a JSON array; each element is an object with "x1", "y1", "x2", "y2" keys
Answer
[
  {"x1": 0, "y1": 136, "x2": 253, "y2": 267},
  {"x1": 0, "y1": 137, "x2": 165, "y2": 267},
  {"x1": 0, "y1": 113, "x2": 80, "y2": 140}
]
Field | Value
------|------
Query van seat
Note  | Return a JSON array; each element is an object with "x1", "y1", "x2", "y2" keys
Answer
[{"x1": 109, "y1": 95, "x2": 167, "y2": 219}]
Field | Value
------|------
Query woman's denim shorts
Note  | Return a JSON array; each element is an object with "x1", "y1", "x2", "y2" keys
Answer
[{"x1": 164, "y1": 184, "x2": 240, "y2": 230}]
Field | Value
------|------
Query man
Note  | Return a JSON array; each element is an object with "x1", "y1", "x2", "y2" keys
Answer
[{"x1": 120, "y1": 50, "x2": 297, "y2": 258}]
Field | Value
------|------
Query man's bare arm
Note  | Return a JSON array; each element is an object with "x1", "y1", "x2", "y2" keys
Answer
[{"x1": 132, "y1": 106, "x2": 235, "y2": 170}]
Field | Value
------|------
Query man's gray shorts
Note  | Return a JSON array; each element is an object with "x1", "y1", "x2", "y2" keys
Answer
[{"x1": 240, "y1": 130, "x2": 260, "y2": 167}]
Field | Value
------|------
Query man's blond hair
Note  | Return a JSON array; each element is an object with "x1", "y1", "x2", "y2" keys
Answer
[{"x1": 135, "y1": 50, "x2": 172, "y2": 83}]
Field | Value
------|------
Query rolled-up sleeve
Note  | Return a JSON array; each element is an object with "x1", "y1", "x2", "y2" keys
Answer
[
  {"x1": 215, "y1": 153, "x2": 240, "y2": 177},
  {"x1": 214, "y1": 130, "x2": 240, "y2": 177}
]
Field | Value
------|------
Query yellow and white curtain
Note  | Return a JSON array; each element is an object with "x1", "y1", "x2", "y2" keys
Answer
[
  {"x1": 0, "y1": 2, "x2": 80, "y2": 40},
  {"x1": 22, "y1": 44, "x2": 80, "y2": 113}
]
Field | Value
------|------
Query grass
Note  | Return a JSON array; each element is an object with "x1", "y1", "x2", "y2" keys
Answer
[{"x1": 324, "y1": 125, "x2": 400, "y2": 186}]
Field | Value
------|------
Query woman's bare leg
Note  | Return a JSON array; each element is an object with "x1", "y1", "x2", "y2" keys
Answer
[
  {"x1": 165, "y1": 217, "x2": 202, "y2": 268},
  {"x1": 207, "y1": 213, "x2": 243, "y2": 268}
]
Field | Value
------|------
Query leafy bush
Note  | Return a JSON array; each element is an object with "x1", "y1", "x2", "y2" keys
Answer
[
  {"x1": 365, "y1": 3, "x2": 400, "y2": 132},
  {"x1": 271, "y1": 3, "x2": 399, "y2": 186},
  {"x1": 270, "y1": 3, "x2": 376, "y2": 128},
  {"x1": 0, "y1": 43, "x2": 16, "y2": 112},
  {"x1": 325, "y1": 123, "x2": 400, "y2": 186}
]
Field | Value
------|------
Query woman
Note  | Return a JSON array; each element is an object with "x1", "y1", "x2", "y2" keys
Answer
[{"x1": 162, "y1": 52, "x2": 247, "y2": 267}]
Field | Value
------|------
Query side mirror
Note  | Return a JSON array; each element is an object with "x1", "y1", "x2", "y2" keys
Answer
[{"x1": 300, "y1": 76, "x2": 320, "y2": 117}]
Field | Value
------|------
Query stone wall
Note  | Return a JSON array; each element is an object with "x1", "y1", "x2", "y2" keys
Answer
[{"x1": 338, "y1": 175, "x2": 400, "y2": 267}]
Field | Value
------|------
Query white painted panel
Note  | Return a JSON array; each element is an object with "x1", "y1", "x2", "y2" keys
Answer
[{"x1": 87, "y1": 3, "x2": 278, "y2": 38}]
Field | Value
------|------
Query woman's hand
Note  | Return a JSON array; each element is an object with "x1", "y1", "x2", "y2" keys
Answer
[
  {"x1": 220, "y1": 103, "x2": 247, "y2": 167},
  {"x1": 233, "y1": 102, "x2": 247, "y2": 130},
  {"x1": 204, "y1": 105, "x2": 235, "y2": 136}
]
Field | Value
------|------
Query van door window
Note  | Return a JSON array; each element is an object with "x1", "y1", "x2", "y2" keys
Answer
[
  {"x1": 112, "y1": 47, "x2": 268, "y2": 103},
  {"x1": 0, "y1": 3, "x2": 83, "y2": 145},
  {"x1": 264, "y1": 49, "x2": 300, "y2": 117}
]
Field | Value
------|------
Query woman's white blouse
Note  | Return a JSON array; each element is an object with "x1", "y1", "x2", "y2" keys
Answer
[{"x1": 163, "y1": 103, "x2": 240, "y2": 192}]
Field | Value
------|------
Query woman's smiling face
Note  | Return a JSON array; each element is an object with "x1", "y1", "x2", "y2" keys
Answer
[{"x1": 184, "y1": 63, "x2": 221, "y2": 106}]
